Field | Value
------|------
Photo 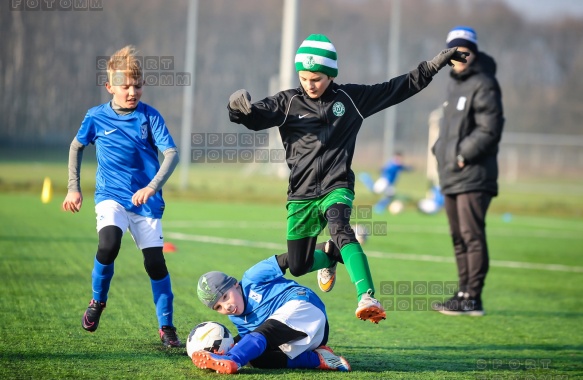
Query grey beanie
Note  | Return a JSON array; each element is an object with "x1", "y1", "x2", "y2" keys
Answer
[{"x1": 197, "y1": 271, "x2": 237, "y2": 309}]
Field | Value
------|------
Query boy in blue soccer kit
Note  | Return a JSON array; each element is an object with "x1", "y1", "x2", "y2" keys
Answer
[
  {"x1": 62, "y1": 46, "x2": 181, "y2": 347},
  {"x1": 192, "y1": 241, "x2": 351, "y2": 374},
  {"x1": 360, "y1": 151, "x2": 412, "y2": 213}
]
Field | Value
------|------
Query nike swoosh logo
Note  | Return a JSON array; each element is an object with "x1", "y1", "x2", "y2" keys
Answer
[
  {"x1": 162, "y1": 312, "x2": 171, "y2": 316},
  {"x1": 104, "y1": 129, "x2": 118, "y2": 135},
  {"x1": 298, "y1": 114, "x2": 309, "y2": 119},
  {"x1": 83, "y1": 314, "x2": 94, "y2": 328},
  {"x1": 355, "y1": 279, "x2": 365, "y2": 286}
]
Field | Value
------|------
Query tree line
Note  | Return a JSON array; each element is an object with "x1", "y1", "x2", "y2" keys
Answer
[{"x1": 1, "y1": 0, "x2": 582, "y2": 149}]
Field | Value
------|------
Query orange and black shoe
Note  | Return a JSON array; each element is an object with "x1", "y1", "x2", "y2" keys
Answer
[
  {"x1": 191, "y1": 351, "x2": 240, "y2": 374},
  {"x1": 355, "y1": 291, "x2": 386, "y2": 324},
  {"x1": 317, "y1": 262, "x2": 338, "y2": 292},
  {"x1": 82, "y1": 299, "x2": 106, "y2": 332},
  {"x1": 317, "y1": 239, "x2": 339, "y2": 292}
]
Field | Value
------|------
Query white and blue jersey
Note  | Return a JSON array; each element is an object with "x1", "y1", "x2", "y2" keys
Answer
[
  {"x1": 381, "y1": 159, "x2": 410, "y2": 185},
  {"x1": 229, "y1": 256, "x2": 327, "y2": 337},
  {"x1": 76, "y1": 101, "x2": 176, "y2": 219}
]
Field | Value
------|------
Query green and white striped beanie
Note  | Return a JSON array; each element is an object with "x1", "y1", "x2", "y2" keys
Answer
[{"x1": 295, "y1": 34, "x2": 338, "y2": 77}]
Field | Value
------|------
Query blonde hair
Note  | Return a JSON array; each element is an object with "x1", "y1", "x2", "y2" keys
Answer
[{"x1": 107, "y1": 45, "x2": 142, "y2": 85}]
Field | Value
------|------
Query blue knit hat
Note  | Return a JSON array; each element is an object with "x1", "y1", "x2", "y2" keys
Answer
[
  {"x1": 446, "y1": 26, "x2": 478, "y2": 53},
  {"x1": 295, "y1": 34, "x2": 338, "y2": 77}
]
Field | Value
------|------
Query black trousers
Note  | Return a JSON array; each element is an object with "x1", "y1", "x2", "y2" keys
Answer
[{"x1": 444, "y1": 191, "x2": 492, "y2": 299}]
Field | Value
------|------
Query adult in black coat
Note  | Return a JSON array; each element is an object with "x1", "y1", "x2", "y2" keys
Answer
[{"x1": 432, "y1": 26, "x2": 504, "y2": 316}]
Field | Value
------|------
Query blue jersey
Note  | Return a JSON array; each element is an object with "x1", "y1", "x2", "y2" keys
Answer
[
  {"x1": 229, "y1": 256, "x2": 326, "y2": 337},
  {"x1": 381, "y1": 160, "x2": 410, "y2": 185},
  {"x1": 76, "y1": 101, "x2": 176, "y2": 218}
]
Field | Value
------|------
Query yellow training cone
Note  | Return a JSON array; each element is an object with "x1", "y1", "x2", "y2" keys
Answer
[{"x1": 41, "y1": 177, "x2": 53, "y2": 204}]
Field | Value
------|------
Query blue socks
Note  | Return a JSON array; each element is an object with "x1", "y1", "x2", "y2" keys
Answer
[
  {"x1": 92, "y1": 257, "x2": 175, "y2": 328},
  {"x1": 287, "y1": 350, "x2": 321, "y2": 369},
  {"x1": 227, "y1": 332, "x2": 267, "y2": 367},
  {"x1": 226, "y1": 333, "x2": 320, "y2": 369},
  {"x1": 151, "y1": 274, "x2": 174, "y2": 327},
  {"x1": 91, "y1": 257, "x2": 114, "y2": 302}
]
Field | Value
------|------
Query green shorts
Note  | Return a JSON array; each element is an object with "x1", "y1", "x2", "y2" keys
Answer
[{"x1": 286, "y1": 188, "x2": 354, "y2": 240}]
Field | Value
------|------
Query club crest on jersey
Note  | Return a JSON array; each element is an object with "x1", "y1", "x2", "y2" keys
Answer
[
  {"x1": 303, "y1": 56, "x2": 316, "y2": 70},
  {"x1": 332, "y1": 102, "x2": 345, "y2": 117},
  {"x1": 249, "y1": 290, "x2": 262, "y2": 304},
  {"x1": 141, "y1": 123, "x2": 148, "y2": 139}
]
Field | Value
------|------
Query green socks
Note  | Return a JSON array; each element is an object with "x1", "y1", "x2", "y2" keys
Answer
[
  {"x1": 309, "y1": 249, "x2": 336, "y2": 272},
  {"x1": 340, "y1": 242, "x2": 375, "y2": 300},
  {"x1": 309, "y1": 242, "x2": 375, "y2": 302}
]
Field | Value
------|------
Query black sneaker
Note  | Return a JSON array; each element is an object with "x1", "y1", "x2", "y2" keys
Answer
[
  {"x1": 432, "y1": 291, "x2": 464, "y2": 310},
  {"x1": 159, "y1": 325, "x2": 181, "y2": 348},
  {"x1": 82, "y1": 299, "x2": 106, "y2": 332},
  {"x1": 434, "y1": 292, "x2": 485, "y2": 316}
]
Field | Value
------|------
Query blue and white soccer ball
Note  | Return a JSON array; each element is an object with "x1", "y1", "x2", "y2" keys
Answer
[{"x1": 186, "y1": 321, "x2": 235, "y2": 358}]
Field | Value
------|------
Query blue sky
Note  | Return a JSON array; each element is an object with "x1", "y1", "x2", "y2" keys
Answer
[{"x1": 501, "y1": 0, "x2": 583, "y2": 21}]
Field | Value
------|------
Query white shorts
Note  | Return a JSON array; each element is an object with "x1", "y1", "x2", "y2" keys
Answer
[
  {"x1": 267, "y1": 300, "x2": 327, "y2": 359},
  {"x1": 95, "y1": 200, "x2": 164, "y2": 250},
  {"x1": 373, "y1": 177, "x2": 395, "y2": 196}
]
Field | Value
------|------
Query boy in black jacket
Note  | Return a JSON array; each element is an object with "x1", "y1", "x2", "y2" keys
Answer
[{"x1": 228, "y1": 34, "x2": 467, "y2": 323}]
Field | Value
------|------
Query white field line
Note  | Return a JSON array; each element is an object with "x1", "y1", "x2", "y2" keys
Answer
[
  {"x1": 166, "y1": 232, "x2": 286, "y2": 250},
  {"x1": 366, "y1": 251, "x2": 583, "y2": 273},
  {"x1": 165, "y1": 221, "x2": 286, "y2": 229},
  {"x1": 164, "y1": 220, "x2": 583, "y2": 239},
  {"x1": 165, "y1": 232, "x2": 583, "y2": 273}
]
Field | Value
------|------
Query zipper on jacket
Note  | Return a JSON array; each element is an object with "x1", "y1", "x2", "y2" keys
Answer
[{"x1": 315, "y1": 98, "x2": 329, "y2": 196}]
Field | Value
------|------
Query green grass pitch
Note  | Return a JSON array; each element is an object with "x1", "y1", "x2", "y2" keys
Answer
[{"x1": 1, "y1": 190, "x2": 582, "y2": 379}]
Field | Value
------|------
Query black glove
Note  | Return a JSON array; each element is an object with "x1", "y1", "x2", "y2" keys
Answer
[
  {"x1": 426, "y1": 48, "x2": 469, "y2": 74},
  {"x1": 229, "y1": 89, "x2": 252, "y2": 115}
]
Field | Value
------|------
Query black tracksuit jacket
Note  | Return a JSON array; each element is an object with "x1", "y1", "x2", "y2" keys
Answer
[
  {"x1": 228, "y1": 61, "x2": 436, "y2": 201},
  {"x1": 432, "y1": 52, "x2": 504, "y2": 196}
]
